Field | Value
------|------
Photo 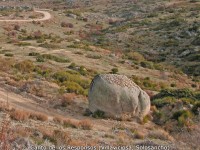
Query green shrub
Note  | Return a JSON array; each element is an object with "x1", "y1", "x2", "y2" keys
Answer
[
  {"x1": 172, "y1": 110, "x2": 193, "y2": 127},
  {"x1": 4, "y1": 53, "x2": 14, "y2": 57},
  {"x1": 14, "y1": 60, "x2": 35, "y2": 73},
  {"x1": 86, "y1": 54, "x2": 102, "y2": 59},
  {"x1": 39, "y1": 42, "x2": 59, "y2": 49},
  {"x1": 53, "y1": 71, "x2": 78, "y2": 83},
  {"x1": 125, "y1": 52, "x2": 145, "y2": 62},
  {"x1": 132, "y1": 75, "x2": 163, "y2": 91},
  {"x1": 163, "y1": 39, "x2": 179, "y2": 47},
  {"x1": 63, "y1": 81, "x2": 85, "y2": 95},
  {"x1": 140, "y1": 61, "x2": 154, "y2": 69},
  {"x1": 28, "y1": 52, "x2": 40, "y2": 56},
  {"x1": 142, "y1": 80, "x2": 157, "y2": 90},
  {"x1": 37, "y1": 39, "x2": 45, "y2": 43},
  {"x1": 142, "y1": 115, "x2": 151, "y2": 124},
  {"x1": 36, "y1": 54, "x2": 70, "y2": 63},
  {"x1": 79, "y1": 66, "x2": 88, "y2": 76},
  {"x1": 187, "y1": 54, "x2": 200, "y2": 62},
  {"x1": 172, "y1": 110, "x2": 191, "y2": 120},
  {"x1": 192, "y1": 102, "x2": 200, "y2": 115},
  {"x1": 181, "y1": 98, "x2": 196, "y2": 105},
  {"x1": 153, "y1": 89, "x2": 198, "y2": 100},
  {"x1": 170, "y1": 83, "x2": 176, "y2": 87},
  {"x1": 111, "y1": 68, "x2": 118, "y2": 74},
  {"x1": 92, "y1": 110, "x2": 105, "y2": 118},
  {"x1": 192, "y1": 36, "x2": 200, "y2": 46},
  {"x1": 41, "y1": 54, "x2": 70, "y2": 63},
  {"x1": 36, "y1": 55, "x2": 45, "y2": 62},
  {"x1": 34, "y1": 67, "x2": 52, "y2": 78},
  {"x1": 152, "y1": 97, "x2": 176, "y2": 108},
  {"x1": 68, "y1": 63, "x2": 76, "y2": 69},
  {"x1": 16, "y1": 42, "x2": 31, "y2": 46},
  {"x1": 53, "y1": 71, "x2": 90, "y2": 95}
]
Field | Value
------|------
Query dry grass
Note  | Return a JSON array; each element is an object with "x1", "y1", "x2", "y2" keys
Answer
[
  {"x1": 53, "y1": 117, "x2": 93, "y2": 130},
  {"x1": 38, "y1": 126, "x2": 53, "y2": 138},
  {"x1": 53, "y1": 116, "x2": 64, "y2": 124},
  {"x1": 68, "y1": 139, "x2": 98, "y2": 146},
  {"x1": 53, "y1": 130, "x2": 70, "y2": 145},
  {"x1": 30, "y1": 112, "x2": 48, "y2": 121},
  {"x1": 14, "y1": 126, "x2": 32, "y2": 137},
  {"x1": 0, "y1": 115, "x2": 12, "y2": 150},
  {"x1": 68, "y1": 139, "x2": 86, "y2": 146},
  {"x1": 134, "y1": 131, "x2": 146, "y2": 139},
  {"x1": 148, "y1": 129, "x2": 174, "y2": 141},
  {"x1": 63, "y1": 119, "x2": 79, "y2": 128},
  {"x1": 0, "y1": 102, "x2": 12, "y2": 112},
  {"x1": 9, "y1": 108, "x2": 48, "y2": 122},
  {"x1": 79, "y1": 119, "x2": 93, "y2": 130},
  {"x1": 61, "y1": 93, "x2": 76, "y2": 107},
  {"x1": 10, "y1": 109, "x2": 30, "y2": 121}
]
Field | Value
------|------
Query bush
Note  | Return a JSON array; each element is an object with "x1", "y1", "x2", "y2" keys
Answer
[
  {"x1": 192, "y1": 36, "x2": 200, "y2": 46},
  {"x1": 36, "y1": 54, "x2": 70, "y2": 63},
  {"x1": 61, "y1": 22, "x2": 74, "y2": 28},
  {"x1": 68, "y1": 63, "x2": 76, "y2": 69},
  {"x1": 79, "y1": 119, "x2": 93, "y2": 130},
  {"x1": 53, "y1": 116, "x2": 64, "y2": 124},
  {"x1": 40, "y1": 54, "x2": 70, "y2": 63},
  {"x1": 30, "y1": 112, "x2": 48, "y2": 121},
  {"x1": 172, "y1": 110, "x2": 193, "y2": 127},
  {"x1": 132, "y1": 75, "x2": 160, "y2": 91},
  {"x1": 39, "y1": 42, "x2": 59, "y2": 49},
  {"x1": 86, "y1": 54, "x2": 102, "y2": 59},
  {"x1": 192, "y1": 102, "x2": 200, "y2": 115},
  {"x1": 153, "y1": 89, "x2": 198, "y2": 100},
  {"x1": 61, "y1": 93, "x2": 75, "y2": 107},
  {"x1": 36, "y1": 55, "x2": 45, "y2": 62},
  {"x1": 148, "y1": 130, "x2": 172, "y2": 141},
  {"x1": 142, "y1": 80, "x2": 157, "y2": 90},
  {"x1": 63, "y1": 81, "x2": 85, "y2": 95},
  {"x1": 16, "y1": 42, "x2": 31, "y2": 46},
  {"x1": 140, "y1": 61, "x2": 154, "y2": 69},
  {"x1": 53, "y1": 71, "x2": 90, "y2": 95},
  {"x1": 14, "y1": 60, "x2": 35, "y2": 73},
  {"x1": 10, "y1": 110, "x2": 30, "y2": 121},
  {"x1": 111, "y1": 68, "x2": 118, "y2": 74},
  {"x1": 4, "y1": 53, "x2": 13, "y2": 57},
  {"x1": 125, "y1": 52, "x2": 145, "y2": 62},
  {"x1": 92, "y1": 110, "x2": 105, "y2": 118},
  {"x1": 152, "y1": 97, "x2": 176, "y2": 108},
  {"x1": 170, "y1": 83, "x2": 176, "y2": 87},
  {"x1": 187, "y1": 54, "x2": 200, "y2": 62},
  {"x1": 63, "y1": 119, "x2": 79, "y2": 128},
  {"x1": 14, "y1": 24, "x2": 20, "y2": 31},
  {"x1": 176, "y1": 111, "x2": 193, "y2": 127},
  {"x1": 79, "y1": 66, "x2": 88, "y2": 76},
  {"x1": 141, "y1": 115, "x2": 151, "y2": 124},
  {"x1": 28, "y1": 52, "x2": 40, "y2": 56},
  {"x1": 52, "y1": 130, "x2": 70, "y2": 145}
]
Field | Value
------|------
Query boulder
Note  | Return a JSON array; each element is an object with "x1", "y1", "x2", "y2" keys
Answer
[{"x1": 88, "y1": 74, "x2": 150, "y2": 119}]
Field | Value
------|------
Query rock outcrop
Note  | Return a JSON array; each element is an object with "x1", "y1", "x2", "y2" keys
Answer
[{"x1": 88, "y1": 74, "x2": 150, "y2": 119}]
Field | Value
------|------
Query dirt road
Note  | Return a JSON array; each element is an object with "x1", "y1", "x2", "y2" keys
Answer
[
  {"x1": 0, "y1": 87, "x2": 57, "y2": 118},
  {"x1": 0, "y1": 10, "x2": 51, "y2": 22},
  {"x1": 0, "y1": 87, "x2": 111, "y2": 131}
]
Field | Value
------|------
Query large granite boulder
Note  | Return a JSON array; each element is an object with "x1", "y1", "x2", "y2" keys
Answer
[{"x1": 88, "y1": 74, "x2": 150, "y2": 119}]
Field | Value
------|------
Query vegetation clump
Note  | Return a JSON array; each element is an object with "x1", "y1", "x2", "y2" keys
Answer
[{"x1": 92, "y1": 110, "x2": 105, "y2": 119}]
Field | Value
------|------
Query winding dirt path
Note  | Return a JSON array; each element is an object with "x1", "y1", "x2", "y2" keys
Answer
[
  {"x1": 0, "y1": 10, "x2": 51, "y2": 22},
  {"x1": 0, "y1": 87, "x2": 111, "y2": 131}
]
